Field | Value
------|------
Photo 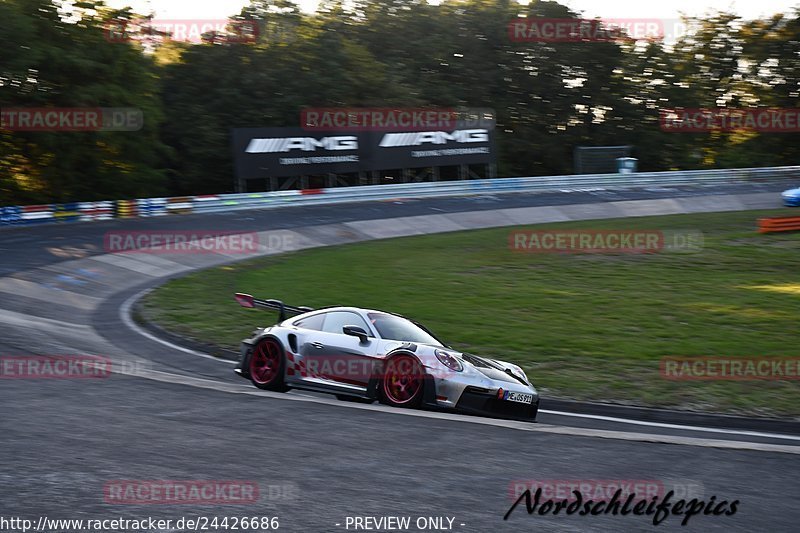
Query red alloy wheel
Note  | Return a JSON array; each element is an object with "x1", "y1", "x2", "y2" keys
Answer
[
  {"x1": 250, "y1": 339, "x2": 282, "y2": 385},
  {"x1": 382, "y1": 354, "x2": 424, "y2": 406}
]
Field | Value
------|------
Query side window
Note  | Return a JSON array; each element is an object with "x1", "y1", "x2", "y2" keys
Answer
[
  {"x1": 292, "y1": 313, "x2": 326, "y2": 331},
  {"x1": 321, "y1": 311, "x2": 371, "y2": 335}
]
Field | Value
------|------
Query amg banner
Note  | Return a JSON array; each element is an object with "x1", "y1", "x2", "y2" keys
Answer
[
  {"x1": 372, "y1": 129, "x2": 494, "y2": 170},
  {"x1": 232, "y1": 127, "x2": 362, "y2": 179},
  {"x1": 232, "y1": 127, "x2": 495, "y2": 179}
]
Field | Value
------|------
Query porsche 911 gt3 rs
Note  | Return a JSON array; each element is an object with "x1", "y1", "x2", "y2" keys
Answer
[{"x1": 232, "y1": 293, "x2": 539, "y2": 421}]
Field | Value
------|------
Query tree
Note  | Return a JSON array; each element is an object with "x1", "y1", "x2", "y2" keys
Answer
[{"x1": 0, "y1": 0, "x2": 168, "y2": 203}]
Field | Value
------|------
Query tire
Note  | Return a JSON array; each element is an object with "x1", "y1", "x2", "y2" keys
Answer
[
  {"x1": 379, "y1": 353, "x2": 425, "y2": 408},
  {"x1": 248, "y1": 337, "x2": 289, "y2": 392}
]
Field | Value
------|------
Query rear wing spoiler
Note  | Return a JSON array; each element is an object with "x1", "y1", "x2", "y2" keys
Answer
[{"x1": 234, "y1": 293, "x2": 314, "y2": 322}]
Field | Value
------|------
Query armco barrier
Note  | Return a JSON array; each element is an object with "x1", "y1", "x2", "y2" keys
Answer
[
  {"x1": 167, "y1": 196, "x2": 193, "y2": 214},
  {"x1": 137, "y1": 198, "x2": 167, "y2": 217},
  {"x1": 79, "y1": 201, "x2": 113, "y2": 221},
  {"x1": 79, "y1": 202, "x2": 93, "y2": 221},
  {"x1": 116, "y1": 199, "x2": 138, "y2": 218},
  {"x1": 1, "y1": 165, "x2": 797, "y2": 227},
  {"x1": 190, "y1": 190, "x2": 300, "y2": 214},
  {"x1": 21, "y1": 205, "x2": 54, "y2": 225},
  {"x1": 53, "y1": 202, "x2": 81, "y2": 222},
  {"x1": 758, "y1": 216, "x2": 800, "y2": 233},
  {"x1": 191, "y1": 195, "x2": 221, "y2": 212},
  {"x1": 0, "y1": 206, "x2": 22, "y2": 225}
]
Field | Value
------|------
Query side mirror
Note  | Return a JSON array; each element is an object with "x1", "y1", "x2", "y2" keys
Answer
[{"x1": 342, "y1": 325, "x2": 369, "y2": 343}]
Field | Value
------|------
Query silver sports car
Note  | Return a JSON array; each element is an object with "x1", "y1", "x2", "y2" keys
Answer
[{"x1": 232, "y1": 293, "x2": 539, "y2": 422}]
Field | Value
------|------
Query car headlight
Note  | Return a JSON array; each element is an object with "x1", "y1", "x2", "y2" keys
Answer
[{"x1": 435, "y1": 350, "x2": 463, "y2": 372}]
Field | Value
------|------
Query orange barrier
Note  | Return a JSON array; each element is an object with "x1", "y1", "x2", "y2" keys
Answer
[{"x1": 758, "y1": 216, "x2": 800, "y2": 233}]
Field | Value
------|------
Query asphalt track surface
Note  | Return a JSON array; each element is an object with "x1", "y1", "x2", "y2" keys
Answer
[{"x1": 1, "y1": 181, "x2": 799, "y2": 533}]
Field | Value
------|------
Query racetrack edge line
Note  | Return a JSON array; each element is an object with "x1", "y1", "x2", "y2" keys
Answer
[
  {"x1": 108, "y1": 364, "x2": 800, "y2": 455},
  {"x1": 116, "y1": 291, "x2": 800, "y2": 454}
]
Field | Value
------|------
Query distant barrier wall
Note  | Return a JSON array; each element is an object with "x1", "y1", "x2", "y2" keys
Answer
[{"x1": 1, "y1": 166, "x2": 797, "y2": 226}]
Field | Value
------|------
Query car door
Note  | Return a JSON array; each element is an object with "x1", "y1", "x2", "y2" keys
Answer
[
  {"x1": 292, "y1": 312, "x2": 331, "y2": 385},
  {"x1": 312, "y1": 311, "x2": 379, "y2": 388}
]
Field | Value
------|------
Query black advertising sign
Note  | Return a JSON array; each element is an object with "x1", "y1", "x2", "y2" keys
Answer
[
  {"x1": 232, "y1": 127, "x2": 363, "y2": 179},
  {"x1": 232, "y1": 127, "x2": 495, "y2": 179},
  {"x1": 367, "y1": 128, "x2": 495, "y2": 170}
]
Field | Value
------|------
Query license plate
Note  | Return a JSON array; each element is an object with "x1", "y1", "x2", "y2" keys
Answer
[{"x1": 504, "y1": 391, "x2": 533, "y2": 404}]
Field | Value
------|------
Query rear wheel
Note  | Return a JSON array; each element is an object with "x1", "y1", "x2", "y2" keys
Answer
[
  {"x1": 380, "y1": 353, "x2": 425, "y2": 408},
  {"x1": 249, "y1": 338, "x2": 289, "y2": 392}
]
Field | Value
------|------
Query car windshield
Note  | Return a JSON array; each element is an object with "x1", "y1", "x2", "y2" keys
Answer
[{"x1": 367, "y1": 313, "x2": 443, "y2": 346}]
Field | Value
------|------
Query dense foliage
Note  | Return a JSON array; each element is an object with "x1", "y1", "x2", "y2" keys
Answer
[{"x1": 1, "y1": 0, "x2": 799, "y2": 203}]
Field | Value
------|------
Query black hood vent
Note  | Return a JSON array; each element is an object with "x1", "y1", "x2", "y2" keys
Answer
[{"x1": 461, "y1": 353, "x2": 529, "y2": 386}]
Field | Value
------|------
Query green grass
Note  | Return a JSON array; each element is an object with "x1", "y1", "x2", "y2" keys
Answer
[{"x1": 141, "y1": 208, "x2": 800, "y2": 417}]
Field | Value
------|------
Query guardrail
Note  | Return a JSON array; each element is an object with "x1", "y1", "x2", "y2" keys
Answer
[
  {"x1": 758, "y1": 216, "x2": 800, "y2": 233},
  {"x1": 1, "y1": 165, "x2": 797, "y2": 227}
]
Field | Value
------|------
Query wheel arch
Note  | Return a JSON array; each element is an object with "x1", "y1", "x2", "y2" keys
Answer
[
  {"x1": 247, "y1": 334, "x2": 290, "y2": 389},
  {"x1": 376, "y1": 349, "x2": 436, "y2": 407}
]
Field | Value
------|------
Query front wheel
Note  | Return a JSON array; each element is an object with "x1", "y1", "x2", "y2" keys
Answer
[
  {"x1": 249, "y1": 338, "x2": 289, "y2": 392},
  {"x1": 380, "y1": 353, "x2": 425, "y2": 408}
]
